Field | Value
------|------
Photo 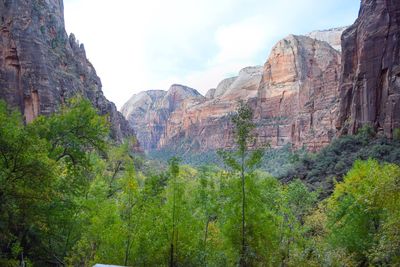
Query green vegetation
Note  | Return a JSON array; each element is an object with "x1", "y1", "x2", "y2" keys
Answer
[
  {"x1": 280, "y1": 125, "x2": 400, "y2": 194},
  {"x1": 148, "y1": 144, "x2": 302, "y2": 178},
  {"x1": 218, "y1": 101, "x2": 265, "y2": 266},
  {"x1": 0, "y1": 100, "x2": 399, "y2": 266}
]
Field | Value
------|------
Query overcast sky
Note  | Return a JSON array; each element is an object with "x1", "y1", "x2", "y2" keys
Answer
[{"x1": 63, "y1": 0, "x2": 360, "y2": 109}]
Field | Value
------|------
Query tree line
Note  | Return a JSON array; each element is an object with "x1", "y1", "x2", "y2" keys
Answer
[{"x1": 0, "y1": 98, "x2": 399, "y2": 266}]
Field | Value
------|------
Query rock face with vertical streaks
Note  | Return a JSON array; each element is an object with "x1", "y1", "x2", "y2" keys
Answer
[
  {"x1": 336, "y1": 0, "x2": 400, "y2": 137},
  {"x1": 123, "y1": 35, "x2": 341, "y2": 152},
  {"x1": 0, "y1": 0, "x2": 135, "y2": 142},
  {"x1": 121, "y1": 85, "x2": 204, "y2": 151},
  {"x1": 255, "y1": 35, "x2": 340, "y2": 151}
]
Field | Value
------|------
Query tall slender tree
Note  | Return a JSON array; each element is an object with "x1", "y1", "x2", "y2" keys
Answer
[
  {"x1": 218, "y1": 101, "x2": 265, "y2": 266},
  {"x1": 169, "y1": 157, "x2": 180, "y2": 267}
]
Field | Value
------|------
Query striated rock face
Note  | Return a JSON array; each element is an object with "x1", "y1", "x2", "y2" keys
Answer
[
  {"x1": 121, "y1": 84, "x2": 204, "y2": 151},
  {"x1": 214, "y1": 77, "x2": 237, "y2": 98},
  {"x1": 156, "y1": 66, "x2": 264, "y2": 151},
  {"x1": 0, "y1": 0, "x2": 135, "y2": 141},
  {"x1": 122, "y1": 66, "x2": 264, "y2": 152},
  {"x1": 337, "y1": 0, "x2": 400, "y2": 137},
  {"x1": 306, "y1": 26, "x2": 348, "y2": 51},
  {"x1": 155, "y1": 36, "x2": 340, "y2": 152},
  {"x1": 123, "y1": 33, "x2": 340, "y2": 152},
  {"x1": 255, "y1": 35, "x2": 340, "y2": 150}
]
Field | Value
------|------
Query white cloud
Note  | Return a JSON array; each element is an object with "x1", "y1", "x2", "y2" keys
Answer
[
  {"x1": 63, "y1": 0, "x2": 360, "y2": 109},
  {"x1": 214, "y1": 17, "x2": 272, "y2": 64}
]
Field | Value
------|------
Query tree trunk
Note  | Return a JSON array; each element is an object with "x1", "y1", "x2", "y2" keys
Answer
[
  {"x1": 169, "y1": 243, "x2": 174, "y2": 267},
  {"x1": 124, "y1": 237, "x2": 131, "y2": 266},
  {"x1": 170, "y1": 175, "x2": 177, "y2": 267},
  {"x1": 240, "y1": 153, "x2": 246, "y2": 267},
  {"x1": 203, "y1": 217, "x2": 210, "y2": 267}
]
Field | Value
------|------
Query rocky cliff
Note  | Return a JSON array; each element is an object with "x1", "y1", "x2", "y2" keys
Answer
[
  {"x1": 123, "y1": 34, "x2": 341, "y2": 152},
  {"x1": 336, "y1": 0, "x2": 400, "y2": 137},
  {"x1": 157, "y1": 66, "x2": 264, "y2": 151},
  {"x1": 255, "y1": 35, "x2": 340, "y2": 150},
  {"x1": 121, "y1": 84, "x2": 204, "y2": 151},
  {"x1": 0, "y1": 0, "x2": 135, "y2": 141}
]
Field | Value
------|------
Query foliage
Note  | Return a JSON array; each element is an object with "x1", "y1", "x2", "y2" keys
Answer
[
  {"x1": 0, "y1": 101, "x2": 56, "y2": 265},
  {"x1": 281, "y1": 125, "x2": 400, "y2": 194},
  {"x1": 148, "y1": 144, "x2": 303, "y2": 178},
  {"x1": 0, "y1": 98, "x2": 109, "y2": 265},
  {"x1": 327, "y1": 159, "x2": 400, "y2": 265},
  {"x1": 1, "y1": 100, "x2": 400, "y2": 266}
]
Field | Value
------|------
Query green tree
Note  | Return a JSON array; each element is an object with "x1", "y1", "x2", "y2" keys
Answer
[
  {"x1": 32, "y1": 97, "x2": 110, "y2": 265},
  {"x1": 0, "y1": 101, "x2": 56, "y2": 265},
  {"x1": 195, "y1": 166, "x2": 220, "y2": 266},
  {"x1": 0, "y1": 97, "x2": 111, "y2": 265},
  {"x1": 168, "y1": 157, "x2": 180, "y2": 267},
  {"x1": 278, "y1": 180, "x2": 317, "y2": 266},
  {"x1": 218, "y1": 101, "x2": 265, "y2": 266},
  {"x1": 327, "y1": 159, "x2": 400, "y2": 265}
]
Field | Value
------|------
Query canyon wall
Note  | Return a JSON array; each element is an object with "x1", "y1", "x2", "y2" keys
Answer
[
  {"x1": 121, "y1": 85, "x2": 204, "y2": 151},
  {"x1": 158, "y1": 66, "x2": 263, "y2": 151},
  {"x1": 255, "y1": 35, "x2": 340, "y2": 151},
  {"x1": 0, "y1": 0, "x2": 135, "y2": 141},
  {"x1": 124, "y1": 30, "x2": 342, "y2": 152},
  {"x1": 3, "y1": 0, "x2": 398, "y2": 155},
  {"x1": 336, "y1": 0, "x2": 400, "y2": 137},
  {"x1": 124, "y1": 0, "x2": 400, "y2": 153}
]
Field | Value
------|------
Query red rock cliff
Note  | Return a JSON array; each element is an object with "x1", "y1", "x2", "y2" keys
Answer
[
  {"x1": 0, "y1": 0, "x2": 135, "y2": 141},
  {"x1": 121, "y1": 85, "x2": 204, "y2": 151},
  {"x1": 123, "y1": 32, "x2": 342, "y2": 152},
  {"x1": 255, "y1": 35, "x2": 340, "y2": 151},
  {"x1": 337, "y1": 0, "x2": 400, "y2": 136}
]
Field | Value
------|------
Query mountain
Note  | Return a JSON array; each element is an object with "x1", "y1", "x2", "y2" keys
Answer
[
  {"x1": 0, "y1": 0, "x2": 135, "y2": 142},
  {"x1": 123, "y1": 0, "x2": 400, "y2": 155},
  {"x1": 254, "y1": 34, "x2": 340, "y2": 151},
  {"x1": 123, "y1": 30, "x2": 342, "y2": 152},
  {"x1": 121, "y1": 84, "x2": 204, "y2": 151}
]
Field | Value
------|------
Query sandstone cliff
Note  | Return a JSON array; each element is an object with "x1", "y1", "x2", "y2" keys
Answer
[
  {"x1": 336, "y1": 0, "x2": 400, "y2": 137},
  {"x1": 205, "y1": 88, "x2": 216, "y2": 99},
  {"x1": 123, "y1": 0, "x2": 400, "y2": 154},
  {"x1": 0, "y1": 0, "x2": 135, "y2": 141},
  {"x1": 121, "y1": 84, "x2": 204, "y2": 151},
  {"x1": 123, "y1": 34, "x2": 340, "y2": 152},
  {"x1": 157, "y1": 66, "x2": 264, "y2": 151},
  {"x1": 122, "y1": 66, "x2": 264, "y2": 152},
  {"x1": 255, "y1": 35, "x2": 340, "y2": 150}
]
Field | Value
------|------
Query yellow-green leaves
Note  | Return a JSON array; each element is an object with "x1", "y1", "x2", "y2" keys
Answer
[{"x1": 326, "y1": 159, "x2": 400, "y2": 264}]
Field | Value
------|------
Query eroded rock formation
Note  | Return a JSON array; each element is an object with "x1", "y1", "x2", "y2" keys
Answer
[
  {"x1": 123, "y1": 34, "x2": 341, "y2": 152},
  {"x1": 336, "y1": 0, "x2": 400, "y2": 137},
  {"x1": 121, "y1": 84, "x2": 204, "y2": 151},
  {"x1": 0, "y1": 0, "x2": 135, "y2": 141},
  {"x1": 255, "y1": 35, "x2": 340, "y2": 150}
]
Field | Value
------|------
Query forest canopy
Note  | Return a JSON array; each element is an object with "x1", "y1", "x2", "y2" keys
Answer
[{"x1": 0, "y1": 99, "x2": 399, "y2": 266}]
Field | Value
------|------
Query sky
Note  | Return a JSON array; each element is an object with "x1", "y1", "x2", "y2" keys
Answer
[{"x1": 63, "y1": 0, "x2": 360, "y2": 109}]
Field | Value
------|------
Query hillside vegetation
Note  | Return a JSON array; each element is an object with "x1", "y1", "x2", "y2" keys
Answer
[{"x1": 0, "y1": 100, "x2": 399, "y2": 266}]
